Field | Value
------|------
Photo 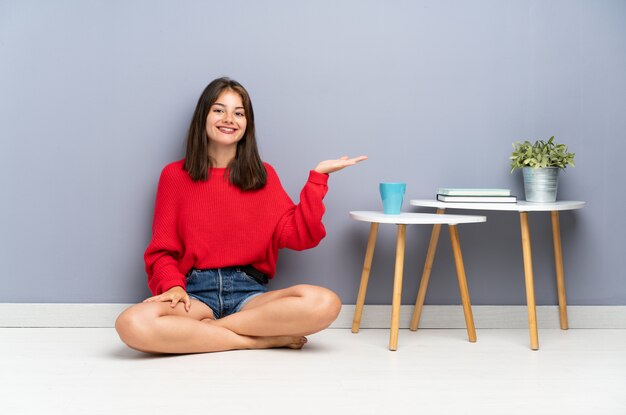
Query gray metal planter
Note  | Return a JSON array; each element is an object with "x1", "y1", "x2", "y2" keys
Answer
[{"x1": 522, "y1": 167, "x2": 560, "y2": 202}]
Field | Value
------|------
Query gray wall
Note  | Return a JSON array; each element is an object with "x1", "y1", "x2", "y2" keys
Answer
[{"x1": 1, "y1": 0, "x2": 624, "y2": 305}]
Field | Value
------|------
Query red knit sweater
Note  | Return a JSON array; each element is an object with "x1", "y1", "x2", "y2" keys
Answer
[{"x1": 144, "y1": 160, "x2": 329, "y2": 295}]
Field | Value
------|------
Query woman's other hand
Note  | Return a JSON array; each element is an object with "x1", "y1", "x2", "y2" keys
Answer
[
  {"x1": 314, "y1": 155, "x2": 368, "y2": 174},
  {"x1": 143, "y1": 286, "x2": 191, "y2": 312}
]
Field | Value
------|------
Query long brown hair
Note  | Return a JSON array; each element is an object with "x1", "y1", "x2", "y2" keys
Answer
[{"x1": 183, "y1": 77, "x2": 266, "y2": 190}]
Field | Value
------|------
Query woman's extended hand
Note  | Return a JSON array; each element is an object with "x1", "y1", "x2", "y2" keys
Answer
[
  {"x1": 314, "y1": 155, "x2": 368, "y2": 174},
  {"x1": 143, "y1": 286, "x2": 191, "y2": 312}
]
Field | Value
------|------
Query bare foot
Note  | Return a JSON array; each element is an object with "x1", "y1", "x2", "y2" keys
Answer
[
  {"x1": 252, "y1": 335, "x2": 308, "y2": 350},
  {"x1": 199, "y1": 319, "x2": 307, "y2": 351}
]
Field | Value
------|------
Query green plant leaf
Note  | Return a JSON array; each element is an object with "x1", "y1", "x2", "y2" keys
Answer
[{"x1": 508, "y1": 135, "x2": 575, "y2": 171}]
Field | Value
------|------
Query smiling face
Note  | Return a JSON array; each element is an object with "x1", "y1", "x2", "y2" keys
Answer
[{"x1": 205, "y1": 89, "x2": 247, "y2": 154}]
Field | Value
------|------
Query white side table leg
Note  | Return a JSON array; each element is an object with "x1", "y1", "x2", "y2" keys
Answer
[
  {"x1": 389, "y1": 224, "x2": 406, "y2": 351},
  {"x1": 520, "y1": 212, "x2": 539, "y2": 350}
]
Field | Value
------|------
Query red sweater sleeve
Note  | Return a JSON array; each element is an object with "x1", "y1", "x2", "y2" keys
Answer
[
  {"x1": 144, "y1": 165, "x2": 186, "y2": 295},
  {"x1": 276, "y1": 170, "x2": 329, "y2": 250}
]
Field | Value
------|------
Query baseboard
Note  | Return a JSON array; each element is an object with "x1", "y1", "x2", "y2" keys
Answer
[
  {"x1": 336, "y1": 305, "x2": 626, "y2": 329},
  {"x1": 1, "y1": 304, "x2": 625, "y2": 328}
]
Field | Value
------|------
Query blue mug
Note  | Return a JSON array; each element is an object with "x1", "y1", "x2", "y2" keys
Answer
[{"x1": 379, "y1": 182, "x2": 406, "y2": 214}]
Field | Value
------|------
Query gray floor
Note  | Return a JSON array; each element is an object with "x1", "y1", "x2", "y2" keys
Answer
[{"x1": 1, "y1": 328, "x2": 625, "y2": 415}]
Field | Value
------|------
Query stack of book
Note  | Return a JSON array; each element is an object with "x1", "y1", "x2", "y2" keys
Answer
[{"x1": 436, "y1": 188, "x2": 517, "y2": 203}]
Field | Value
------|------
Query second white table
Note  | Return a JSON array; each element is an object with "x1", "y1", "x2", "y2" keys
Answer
[{"x1": 410, "y1": 200, "x2": 585, "y2": 350}]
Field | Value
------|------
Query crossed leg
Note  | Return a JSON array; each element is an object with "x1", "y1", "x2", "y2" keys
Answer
[
  {"x1": 214, "y1": 284, "x2": 342, "y2": 336},
  {"x1": 115, "y1": 284, "x2": 341, "y2": 354}
]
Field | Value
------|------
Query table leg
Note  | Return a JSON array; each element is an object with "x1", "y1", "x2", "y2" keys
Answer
[
  {"x1": 551, "y1": 211, "x2": 569, "y2": 330},
  {"x1": 352, "y1": 222, "x2": 379, "y2": 333},
  {"x1": 410, "y1": 208, "x2": 445, "y2": 331},
  {"x1": 520, "y1": 212, "x2": 539, "y2": 350},
  {"x1": 449, "y1": 225, "x2": 477, "y2": 342},
  {"x1": 389, "y1": 224, "x2": 407, "y2": 351}
]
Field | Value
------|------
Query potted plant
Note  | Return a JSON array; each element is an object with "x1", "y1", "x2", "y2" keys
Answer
[{"x1": 510, "y1": 136, "x2": 575, "y2": 202}]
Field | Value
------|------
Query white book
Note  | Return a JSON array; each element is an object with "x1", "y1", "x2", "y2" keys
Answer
[
  {"x1": 437, "y1": 188, "x2": 512, "y2": 196},
  {"x1": 437, "y1": 194, "x2": 517, "y2": 203}
]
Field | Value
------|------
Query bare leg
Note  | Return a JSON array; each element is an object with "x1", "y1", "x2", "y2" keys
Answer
[
  {"x1": 115, "y1": 299, "x2": 306, "y2": 354},
  {"x1": 212, "y1": 284, "x2": 342, "y2": 337}
]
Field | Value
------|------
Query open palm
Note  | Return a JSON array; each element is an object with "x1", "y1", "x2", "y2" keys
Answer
[{"x1": 314, "y1": 155, "x2": 368, "y2": 174}]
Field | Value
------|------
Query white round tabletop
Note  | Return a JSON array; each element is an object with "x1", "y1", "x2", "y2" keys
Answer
[
  {"x1": 410, "y1": 199, "x2": 585, "y2": 212},
  {"x1": 349, "y1": 211, "x2": 486, "y2": 225}
]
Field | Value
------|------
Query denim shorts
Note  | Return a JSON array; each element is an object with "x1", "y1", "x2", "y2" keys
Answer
[{"x1": 185, "y1": 267, "x2": 268, "y2": 319}]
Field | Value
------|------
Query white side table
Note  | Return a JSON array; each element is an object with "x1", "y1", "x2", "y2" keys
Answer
[
  {"x1": 349, "y1": 211, "x2": 486, "y2": 350},
  {"x1": 410, "y1": 200, "x2": 585, "y2": 350}
]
